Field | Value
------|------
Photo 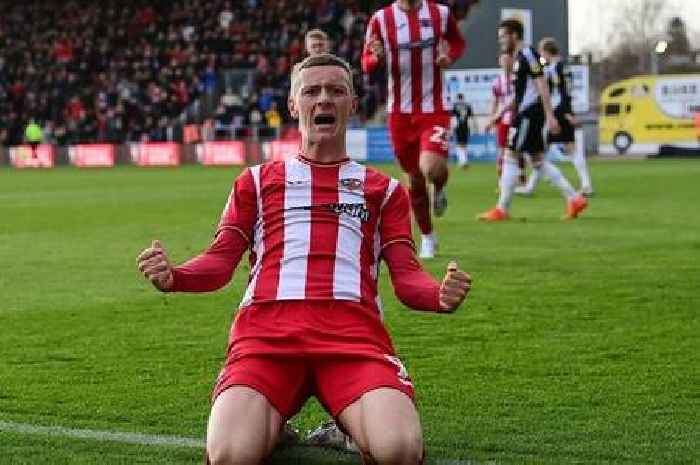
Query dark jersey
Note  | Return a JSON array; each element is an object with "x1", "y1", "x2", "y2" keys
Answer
[
  {"x1": 512, "y1": 46, "x2": 544, "y2": 115},
  {"x1": 453, "y1": 101, "x2": 473, "y2": 129},
  {"x1": 544, "y1": 61, "x2": 573, "y2": 115}
]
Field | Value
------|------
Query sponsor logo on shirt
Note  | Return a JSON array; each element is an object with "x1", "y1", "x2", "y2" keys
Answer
[
  {"x1": 289, "y1": 203, "x2": 371, "y2": 222},
  {"x1": 398, "y1": 37, "x2": 436, "y2": 51},
  {"x1": 339, "y1": 178, "x2": 363, "y2": 191},
  {"x1": 327, "y1": 203, "x2": 370, "y2": 222}
]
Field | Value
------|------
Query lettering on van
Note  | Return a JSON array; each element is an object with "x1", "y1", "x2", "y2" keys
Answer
[{"x1": 654, "y1": 78, "x2": 700, "y2": 119}]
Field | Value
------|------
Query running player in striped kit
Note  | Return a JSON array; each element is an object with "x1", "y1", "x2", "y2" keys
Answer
[
  {"x1": 362, "y1": 0, "x2": 466, "y2": 258},
  {"x1": 137, "y1": 54, "x2": 471, "y2": 465},
  {"x1": 485, "y1": 52, "x2": 526, "y2": 185}
]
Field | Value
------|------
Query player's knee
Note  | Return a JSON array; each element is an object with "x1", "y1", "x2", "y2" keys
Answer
[
  {"x1": 418, "y1": 156, "x2": 446, "y2": 181},
  {"x1": 208, "y1": 444, "x2": 264, "y2": 465},
  {"x1": 368, "y1": 427, "x2": 423, "y2": 465},
  {"x1": 207, "y1": 438, "x2": 267, "y2": 465}
]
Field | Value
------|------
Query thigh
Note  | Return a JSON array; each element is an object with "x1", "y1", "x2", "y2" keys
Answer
[
  {"x1": 389, "y1": 114, "x2": 420, "y2": 175},
  {"x1": 206, "y1": 386, "x2": 284, "y2": 463},
  {"x1": 313, "y1": 355, "x2": 415, "y2": 420},
  {"x1": 496, "y1": 122, "x2": 509, "y2": 148},
  {"x1": 510, "y1": 112, "x2": 545, "y2": 156},
  {"x1": 418, "y1": 114, "x2": 450, "y2": 158},
  {"x1": 337, "y1": 388, "x2": 423, "y2": 463},
  {"x1": 212, "y1": 356, "x2": 311, "y2": 420},
  {"x1": 547, "y1": 113, "x2": 575, "y2": 144}
]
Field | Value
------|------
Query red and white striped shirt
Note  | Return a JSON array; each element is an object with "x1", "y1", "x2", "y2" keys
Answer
[
  {"x1": 492, "y1": 72, "x2": 514, "y2": 125},
  {"x1": 217, "y1": 155, "x2": 413, "y2": 316},
  {"x1": 362, "y1": 0, "x2": 465, "y2": 115}
]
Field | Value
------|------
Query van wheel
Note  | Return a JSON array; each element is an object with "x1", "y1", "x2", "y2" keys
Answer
[{"x1": 613, "y1": 132, "x2": 632, "y2": 154}]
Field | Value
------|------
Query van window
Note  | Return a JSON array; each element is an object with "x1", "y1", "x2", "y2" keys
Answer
[
  {"x1": 609, "y1": 88, "x2": 626, "y2": 97},
  {"x1": 605, "y1": 103, "x2": 621, "y2": 116},
  {"x1": 625, "y1": 104, "x2": 632, "y2": 113}
]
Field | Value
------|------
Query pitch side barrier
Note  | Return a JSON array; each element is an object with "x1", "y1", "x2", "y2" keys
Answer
[{"x1": 1, "y1": 130, "x2": 503, "y2": 168}]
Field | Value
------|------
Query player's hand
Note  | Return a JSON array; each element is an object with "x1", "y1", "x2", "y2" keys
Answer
[
  {"x1": 439, "y1": 261, "x2": 471, "y2": 312},
  {"x1": 137, "y1": 240, "x2": 174, "y2": 291},
  {"x1": 564, "y1": 113, "x2": 578, "y2": 127},
  {"x1": 369, "y1": 34, "x2": 384, "y2": 60},
  {"x1": 546, "y1": 114, "x2": 561, "y2": 135},
  {"x1": 436, "y1": 39, "x2": 452, "y2": 68},
  {"x1": 485, "y1": 117, "x2": 498, "y2": 132}
]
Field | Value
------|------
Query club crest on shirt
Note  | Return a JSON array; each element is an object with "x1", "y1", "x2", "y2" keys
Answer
[{"x1": 340, "y1": 178, "x2": 363, "y2": 191}]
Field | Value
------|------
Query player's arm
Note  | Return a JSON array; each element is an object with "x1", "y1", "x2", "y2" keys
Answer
[
  {"x1": 436, "y1": 13, "x2": 466, "y2": 68},
  {"x1": 468, "y1": 105, "x2": 478, "y2": 133},
  {"x1": 557, "y1": 62, "x2": 577, "y2": 125},
  {"x1": 383, "y1": 243, "x2": 471, "y2": 312},
  {"x1": 362, "y1": 15, "x2": 384, "y2": 74},
  {"x1": 137, "y1": 169, "x2": 257, "y2": 292},
  {"x1": 486, "y1": 94, "x2": 499, "y2": 131},
  {"x1": 379, "y1": 185, "x2": 471, "y2": 312},
  {"x1": 528, "y1": 52, "x2": 559, "y2": 135},
  {"x1": 535, "y1": 75, "x2": 560, "y2": 134}
]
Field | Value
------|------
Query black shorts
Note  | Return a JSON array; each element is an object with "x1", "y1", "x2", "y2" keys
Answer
[
  {"x1": 547, "y1": 111, "x2": 575, "y2": 144},
  {"x1": 454, "y1": 126, "x2": 469, "y2": 145},
  {"x1": 508, "y1": 108, "x2": 545, "y2": 155}
]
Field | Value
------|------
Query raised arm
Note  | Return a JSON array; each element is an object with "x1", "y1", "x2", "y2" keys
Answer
[
  {"x1": 379, "y1": 183, "x2": 471, "y2": 312},
  {"x1": 444, "y1": 13, "x2": 466, "y2": 63},
  {"x1": 137, "y1": 168, "x2": 258, "y2": 293},
  {"x1": 362, "y1": 14, "x2": 384, "y2": 74}
]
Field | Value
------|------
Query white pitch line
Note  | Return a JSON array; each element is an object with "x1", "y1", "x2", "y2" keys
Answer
[
  {"x1": 0, "y1": 420, "x2": 485, "y2": 464},
  {"x1": 0, "y1": 420, "x2": 203, "y2": 448}
]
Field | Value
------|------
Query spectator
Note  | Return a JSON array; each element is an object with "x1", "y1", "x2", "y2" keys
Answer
[{"x1": 265, "y1": 101, "x2": 282, "y2": 131}]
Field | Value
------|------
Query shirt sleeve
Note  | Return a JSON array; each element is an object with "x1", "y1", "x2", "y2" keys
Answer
[
  {"x1": 362, "y1": 14, "x2": 383, "y2": 74},
  {"x1": 379, "y1": 182, "x2": 414, "y2": 250},
  {"x1": 444, "y1": 13, "x2": 466, "y2": 62},
  {"x1": 557, "y1": 62, "x2": 573, "y2": 113},
  {"x1": 383, "y1": 241, "x2": 441, "y2": 312},
  {"x1": 216, "y1": 168, "x2": 258, "y2": 243},
  {"x1": 523, "y1": 47, "x2": 544, "y2": 78},
  {"x1": 170, "y1": 227, "x2": 249, "y2": 292}
]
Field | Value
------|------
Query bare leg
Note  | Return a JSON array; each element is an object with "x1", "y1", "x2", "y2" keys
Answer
[
  {"x1": 206, "y1": 387, "x2": 284, "y2": 465},
  {"x1": 407, "y1": 173, "x2": 432, "y2": 235},
  {"x1": 418, "y1": 151, "x2": 448, "y2": 193},
  {"x1": 338, "y1": 388, "x2": 424, "y2": 465}
]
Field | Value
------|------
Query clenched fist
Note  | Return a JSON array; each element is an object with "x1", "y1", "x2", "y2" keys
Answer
[
  {"x1": 137, "y1": 240, "x2": 174, "y2": 291},
  {"x1": 438, "y1": 260, "x2": 471, "y2": 312},
  {"x1": 369, "y1": 33, "x2": 384, "y2": 60}
]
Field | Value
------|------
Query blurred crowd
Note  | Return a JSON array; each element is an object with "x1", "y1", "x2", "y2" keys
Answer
[{"x1": 0, "y1": 0, "x2": 467, "y2": 146}]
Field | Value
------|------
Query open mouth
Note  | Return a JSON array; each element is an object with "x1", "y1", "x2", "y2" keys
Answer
[{"x1": 314, "y1": 114, "x2": 336, "y2": 125}]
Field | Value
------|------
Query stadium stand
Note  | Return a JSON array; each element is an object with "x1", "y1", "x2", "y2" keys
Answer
[{"x1": 0, "y1": 0, "x2": 476, "y2": 146}]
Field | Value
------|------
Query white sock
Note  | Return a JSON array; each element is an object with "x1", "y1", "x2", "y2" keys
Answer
[
  {"x1": 525, "y1": 164, "x2": 542, "y2": 192},
  {"x1": 542, "y1": 161, "x2": 576, "y2": 200},
  {"x1": 572, "y1": 150, "x2": 593, "y2": 192},
  {"x1": 456, "y1": 146, "x2": 468, "y2": 165},
  {"x1": 497, "y1": 158, "x2": 520, "y2": 211}
]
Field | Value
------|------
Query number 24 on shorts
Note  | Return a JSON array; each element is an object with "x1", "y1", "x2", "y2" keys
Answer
[{"x1": 429, "y1": 125, "x2": 449, "y2": 151}]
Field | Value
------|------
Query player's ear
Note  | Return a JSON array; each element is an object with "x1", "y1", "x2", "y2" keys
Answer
[
  {"x1": 288, "y1": 96, "x2": 299, "y2": 120},
  {"x1": 351, "y1": 96, "x2": 359, "y2": 115}
]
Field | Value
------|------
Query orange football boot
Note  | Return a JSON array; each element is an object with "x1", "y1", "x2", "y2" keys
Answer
[
  {"x1": 565, "y1": 195, "x2": 588, "y2": 219},
  {"x1": 477, "y1": 207, "x2": 509, "y2": 222}
]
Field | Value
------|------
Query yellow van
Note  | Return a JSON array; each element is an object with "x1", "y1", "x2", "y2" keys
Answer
[{"x1": 599, "y1": 74, "x2": 700, "y2": 155}]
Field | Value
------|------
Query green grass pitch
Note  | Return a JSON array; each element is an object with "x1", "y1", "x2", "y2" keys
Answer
[{"x1": 0, "y1": 160, "x2": 698, "y2": 465}]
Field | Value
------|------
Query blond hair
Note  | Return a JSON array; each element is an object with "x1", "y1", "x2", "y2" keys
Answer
[
  {"x1": 290, "y1": 53, "x2": 354, "y2": 97},
  {"x1": 305, "y1": 28, "x2": 329, "y2": 42}
]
